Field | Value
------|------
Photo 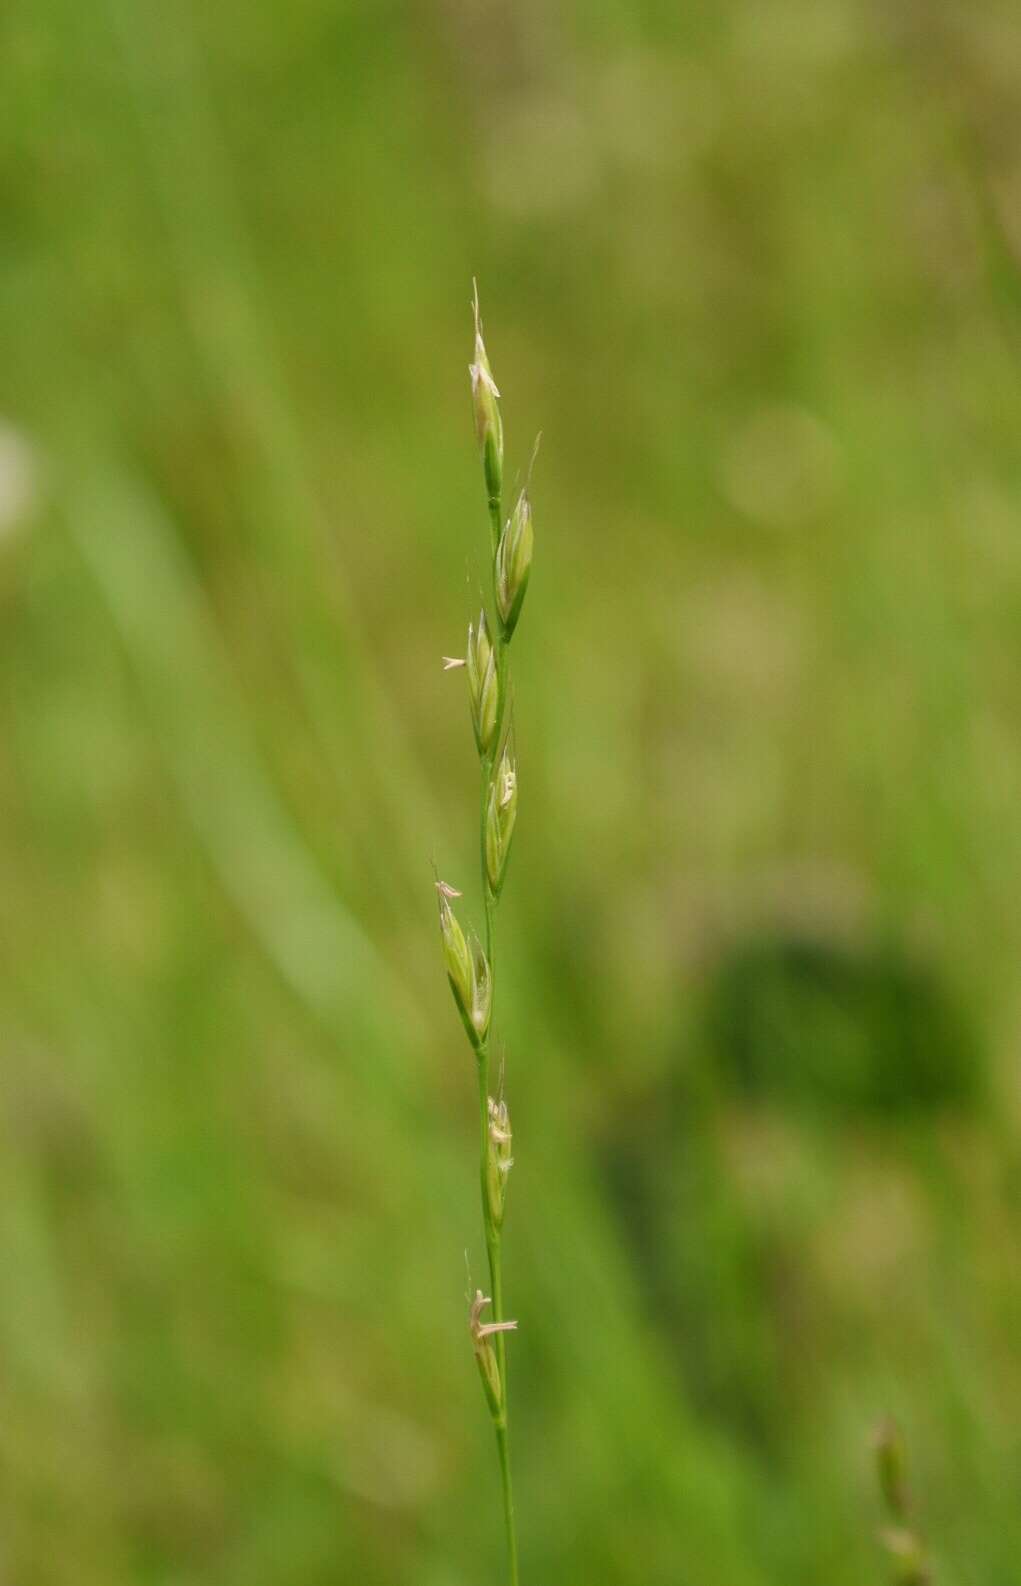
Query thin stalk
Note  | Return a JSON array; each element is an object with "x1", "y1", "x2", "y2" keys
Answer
[{"x1": 497, "y1": 1422, "x2": 519, "y2": 1586}]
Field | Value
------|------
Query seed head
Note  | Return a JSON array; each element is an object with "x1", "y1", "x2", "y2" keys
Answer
[
  {"x1": 484, "y1": 749, "x2": 518, "y2": 895},
  {"x1": 496, "y1": 489, "x2": 533, "y2": 640},
  {"x1": 469, "y1": 283, "x2": 503, "y2": 509},
  {"x1": 486, "y1": 1096, "x2": 514, "y2": 1227},
  {"x1": 437, "y1": 883, "x2": 473, "y2": 1027},
  {"x1": 469, "y1": 1289, "x2": 517, "y2": 1421},
  {"x1": 466, "y1": 609, "x2": 499, "y2": 756},
  {"x1": 470, "y1": 937, "x2": 493, "y2": 1042}
]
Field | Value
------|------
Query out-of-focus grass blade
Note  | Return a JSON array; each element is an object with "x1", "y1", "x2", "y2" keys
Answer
[
  {"x1": 102, "y1": 0, "x2": 438, "y2": 920},
  {"x1": 63, "y1": 453, "x2": 426, "y2": 1078}
]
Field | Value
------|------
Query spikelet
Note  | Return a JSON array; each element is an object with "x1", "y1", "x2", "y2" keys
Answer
[
  {"x1": 484, "y1": 749, "x2": 518, "y2": 895},
  {"x1": 470, "y1": 1289, "x2": 517, "y2": 1423},
  {"x1": 486, "y1": 1096, "x2": 514, "y2": 1228},
  {"x1": 466, "y1": 609, "x2": 500, "y2": 757},
  {"x1": 496, "y1": 489, "x2": 533, "y2": 640},
  {"x1": 469, "y1": 283, "x2": 503, "y2": 517}
]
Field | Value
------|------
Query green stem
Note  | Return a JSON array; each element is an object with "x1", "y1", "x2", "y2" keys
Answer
[{"x1": 496, "y1": 1419, "x2": 519, "y2": 1586}]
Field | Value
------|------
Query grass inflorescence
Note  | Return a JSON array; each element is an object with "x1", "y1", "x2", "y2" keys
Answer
[{"x1": 435, "y1": 286, "x2": 536, "y2": 1586}]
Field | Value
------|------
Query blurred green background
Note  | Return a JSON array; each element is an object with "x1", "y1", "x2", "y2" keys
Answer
[{"x1": 3, "y1": 1, "x2": 1021, "y2": 1581}]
